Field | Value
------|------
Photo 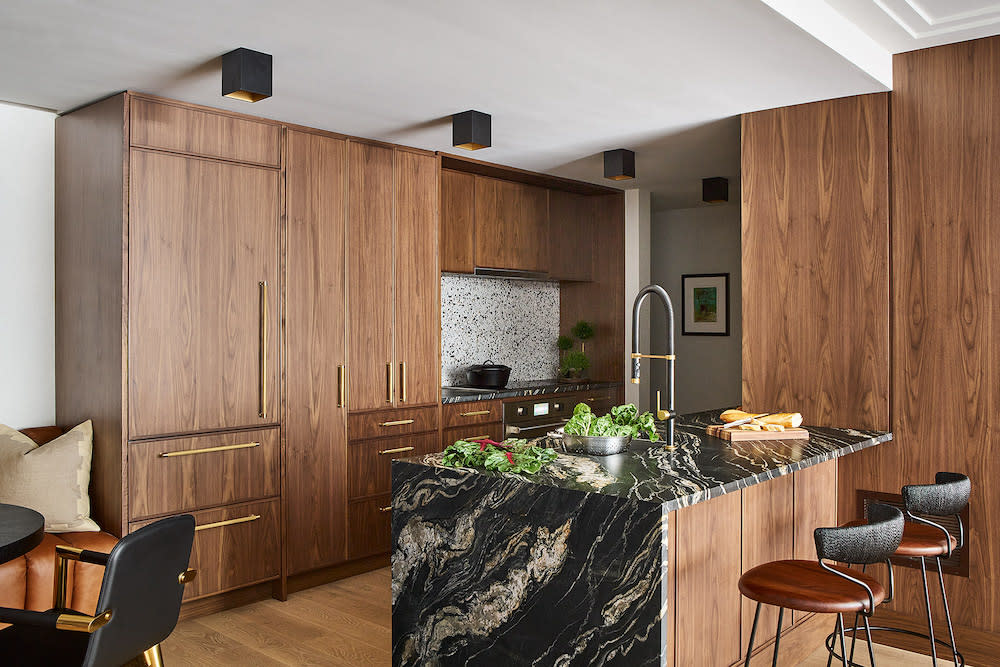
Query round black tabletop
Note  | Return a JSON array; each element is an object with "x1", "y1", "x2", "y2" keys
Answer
[{"x1": 0, "y1": 503, "x2": 45, "y2": 563}]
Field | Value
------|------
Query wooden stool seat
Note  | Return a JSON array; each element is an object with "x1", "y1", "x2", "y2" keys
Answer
[
  {"x1": 844, "y1": 519, "x2": 958, "y2": 557},
  {"x1": 739, "y1": 560, "x2": 886, "y2": 614}
]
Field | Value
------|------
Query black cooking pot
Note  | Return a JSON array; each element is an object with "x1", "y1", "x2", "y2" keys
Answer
[{"x1": 465, "y1": 360, "x2": 512, "y2": 389}]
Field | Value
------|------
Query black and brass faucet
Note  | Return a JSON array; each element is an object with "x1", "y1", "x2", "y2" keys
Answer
[{"x1": 630, "y1": 284, "x2": 675, "y2": 422}]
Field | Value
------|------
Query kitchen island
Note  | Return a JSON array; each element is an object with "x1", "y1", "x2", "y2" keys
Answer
[{"x1": 391, "y1": 409, "x2": 892, "y2": 666}]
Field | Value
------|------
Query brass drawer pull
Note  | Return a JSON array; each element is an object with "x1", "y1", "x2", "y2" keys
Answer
[
  {"x1": 195, "y1": 514, "x2": 261, "y2": 532},
  {"x1": 159, "y1": 442, "x2": 260, "y2": 458},
  {"x1": 338, "y1": 365, "x2": 346, "y2": 409},
  {"x1": 386, "y1": 362, "x2": 393, "y2": 403},
  {"x1": 378, "y1": 506, "x2": 392, "y2": 513},
  {"x1": 259, "y1": 281, "x2": 268, "y2": 419},
  {"x1": 378, "y1": 446, "x2": 415, "y2": 456},
  {"x1": 400, "y1": 361, "x2": 407, "y2": 403},
  {"x1": 464, "y1": 435, "x2": 490, "y2": 441},
  {"x1": 459, "y1": 410, "x2": 491, "y2": 417},
  {"x1": 379, "y1": 419, "x2": 415, "y2": 427}
]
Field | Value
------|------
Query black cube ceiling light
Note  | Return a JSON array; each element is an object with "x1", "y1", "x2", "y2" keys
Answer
[
  {"x1": 452, "y1": 110, "x2": 491, "y2": 150},
  {"x1": 222, "y1": 48, "x2": 272, "y2": 102},
  {"x1": 702, "y1": 177, "x2": 729, "y2": 203},
  {"x1": 603, "y1": 149, "x2": 635, "y2": 181}
]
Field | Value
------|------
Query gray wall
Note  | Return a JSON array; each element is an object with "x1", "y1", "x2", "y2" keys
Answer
[{"x1": 648, "y1": 204, "x2": 741, "y2": 414}]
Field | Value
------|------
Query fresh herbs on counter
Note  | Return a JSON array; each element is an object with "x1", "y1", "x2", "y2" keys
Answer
[
  {"x1": 441, "y1": 438, "x2": 558, "y2": 474},
  {"x1": 564, "y1": 403, "x2": 660, "y2": 442}
]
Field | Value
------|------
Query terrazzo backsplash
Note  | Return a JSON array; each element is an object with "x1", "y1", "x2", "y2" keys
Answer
[{"x1": 441, "y1": 275, "x2": 560, "y2": 386}]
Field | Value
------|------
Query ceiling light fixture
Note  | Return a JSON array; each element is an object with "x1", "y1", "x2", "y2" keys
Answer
[
  {"x1": 702, "y1": 177, "x2": 729, "y2": 203},
  {"x1": 452, "y1": 110, "x2": 491, "y2": 150},
  {"x1": 222, "y1": 47, "x2": 272, "y2": 102},
  {"x1": 603, "y1": 149, "x2": 635, "y2": 181}
]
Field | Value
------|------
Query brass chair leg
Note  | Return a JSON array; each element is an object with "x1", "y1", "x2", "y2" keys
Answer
[{"x1": 143, "y1": 644, "x2": 164, "y2": 667}]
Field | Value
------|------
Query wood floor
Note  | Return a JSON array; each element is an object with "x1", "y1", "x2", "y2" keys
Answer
[
  {"x1": 163, "y1": 567, "x2": 966, "y2": 666},
  {"x1": 799, "y1": 640, "x2": 970, "y2": 666}
]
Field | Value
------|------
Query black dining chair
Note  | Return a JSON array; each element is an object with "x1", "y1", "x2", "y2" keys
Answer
[{"x1": 0, "y1": 514, "x2": 196, "y2": 667}]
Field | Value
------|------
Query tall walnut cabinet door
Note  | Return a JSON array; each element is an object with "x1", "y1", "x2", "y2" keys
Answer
[
  {"x1": 285, "y1": 130, "x2": 348, "y2": 573},
  {"x1": 394, "y1": 150, "x2": 440, "y2": 407},
  {"x1": 347, "y1": 142, "x2": 395, "y2": 411},
  {"x1": 128, "y1": 150, "x2": 280, "y2": 438}
]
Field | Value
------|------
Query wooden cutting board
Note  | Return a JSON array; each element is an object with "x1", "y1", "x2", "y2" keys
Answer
[{"x1": 706, "y1": 424, "x2": 810, "y2": 441}]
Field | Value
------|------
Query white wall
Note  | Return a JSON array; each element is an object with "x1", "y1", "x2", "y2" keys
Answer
[
  {"x1": 0, "y1": 103, "x2": 55, "y2": 428},
  {"x1": 624, "y1": 189, "x2": 651, "y2": 411},
  {"x1": 649, "y1": 203, "x2": 742, "y2": 414}
]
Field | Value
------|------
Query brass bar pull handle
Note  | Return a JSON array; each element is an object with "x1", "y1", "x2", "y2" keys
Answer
[
  {"x1": 464, "y1": 435, "x2": 490, "y2": 442},
  {"x1": 259, "y1": 281, "x2": 268, "y2": 418},
  {"x1": 337, "y1": 365, "x2": 346, "y2": 409},
  {"x1": 378, "y1": 506, "x2": 392, "y2": 513},
  {"x1": 386, "y1": 362, "x2": 393, "y2": 403},
  {"x1": 378, "y1": 419, "x2": 415, "y2": 427},
  {"x1": 631, "y1": 353, "x2": 676, "y2": 360},
  {"x1": 195, "y1": 514, "x2": 261, "y2": 532},
  {"x1": 378, "y1": 446, "x2": 415, "y2": 456},
  {"x1": 159, "y1": 442, "x2": 260, "y2": 458},
  {"x1": 400, "y1": 362, "x2": 407, "y2": 403},
  {"x1": 460, "y1": 410, "x2": 491, "y2": 417}
]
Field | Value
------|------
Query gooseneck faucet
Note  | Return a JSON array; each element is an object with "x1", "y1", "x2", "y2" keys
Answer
[{"x1": 631, "y1": 284, "x2": 675, "y2": 422}]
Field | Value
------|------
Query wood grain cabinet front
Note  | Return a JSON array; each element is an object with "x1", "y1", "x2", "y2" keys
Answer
[
  {"x1": 347, "y1": 495, "x2": 393, "y2": 561},
  {"x1": 130, "y1": 499, "x2": 280, "y2": 601},
  {"x1": 474, "y1": 176, "x2": 549, "y2": 273},
  {"x1": 128, "y1": 427, "x2": 279, "y2": 521},
  {"x1": 130, "y1": 97, "x2": 281, "y2": 167},
  {"x1": 347, "y1": 405, "x2": 439, "y2": 441},
  {"x1": 440, "y1": 169, "x2": 476, "y2": 273},
  {"x1": 348, "y1": 432, "x2": 438, "y2": 499},
  {"x1": 442, "y1": 400, "x2": 502, "y2": 428}
]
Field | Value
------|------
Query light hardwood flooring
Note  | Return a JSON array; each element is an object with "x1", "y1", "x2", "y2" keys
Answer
[{"x1": 163, "y1": 568, "x2": 961, "y2": 666}]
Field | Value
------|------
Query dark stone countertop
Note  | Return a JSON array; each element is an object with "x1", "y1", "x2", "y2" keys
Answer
[
  {"x1": 441, "y1": 379, "x2": 623, "y2": 404},
  {"x1": 397, "y1": 408, "x2": 892, "y2": 512}
]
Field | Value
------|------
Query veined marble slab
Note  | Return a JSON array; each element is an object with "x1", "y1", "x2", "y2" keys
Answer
[{"x1": 391, "y1": 409, "x2": 892, "y2": 665}]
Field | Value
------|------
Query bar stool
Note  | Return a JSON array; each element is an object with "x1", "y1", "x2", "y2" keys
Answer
[
  {"x1": 839, "y1": 472, "x2": 970, "y2": 666},
  {"x1": 739, "y1": 503, "x2": 904, "y2": 666}
]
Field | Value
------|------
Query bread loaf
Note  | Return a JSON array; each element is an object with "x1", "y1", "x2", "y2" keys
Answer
[{"x1": 720, "y1": 409, "x2": 802, "y2": 428}]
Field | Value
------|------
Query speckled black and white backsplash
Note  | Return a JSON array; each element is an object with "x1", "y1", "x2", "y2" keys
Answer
[{"x1": 441, "y1": 276, "x2": 560, "y2": 385}]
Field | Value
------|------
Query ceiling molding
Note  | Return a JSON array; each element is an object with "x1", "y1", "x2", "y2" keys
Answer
[{"x1": 875, "y1": 0, "x2": 1000, "y2": 38}]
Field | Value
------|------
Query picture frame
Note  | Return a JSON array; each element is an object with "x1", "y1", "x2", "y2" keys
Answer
[{"x1": 681, "y1": 273, "x2": 730, "y2": 336}]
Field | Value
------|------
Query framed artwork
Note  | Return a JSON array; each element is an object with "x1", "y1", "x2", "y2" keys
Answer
[{"x1": 681, "y1": 273, "x2": 730, "y2": 336}]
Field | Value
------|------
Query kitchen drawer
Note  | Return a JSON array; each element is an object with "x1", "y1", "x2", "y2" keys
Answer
[
  {"x1": 348, "y1": 405, "x2": 438, "y2": 440},
  {"x1": 349, "y1": 432, "x2": 437, "y2": 499},
  {"x1": 348, "y1": 495, "x2": 392, "y2": 560},
  {"x1": 442, "y1": 400, "x2": 502, "y2": 428},
  {"x1": 130, "y1": 499, "x2": 280, "y2": 601},
  {"x1": 130, "y1": 97, "x2": 281, "y2": 167},
  {"x1": 442, "y1": 422, "x2": 504, "y2": 450},
  {"x1": 129, "y1": 427, "x2": 279, "y2": 520}
]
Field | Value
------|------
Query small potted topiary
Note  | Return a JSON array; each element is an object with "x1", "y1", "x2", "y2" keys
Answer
[{"x1": 556, "y1": 320, "x2": 595, "y2": 381}]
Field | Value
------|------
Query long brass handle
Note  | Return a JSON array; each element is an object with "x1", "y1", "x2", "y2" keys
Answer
[
  {"x1": 160, "y1": 442, "x2": 260, "y2": 458},
  {"x1": 378, "y1": 446, "x2": 415, "y2": 456},
  {"x1": 195, "y1": 514, "x2": 261, "y2": 532},
  {"x1": 463, "y1": 434, "x2": 490, "y2": 441},
  {"x1": 337, "y1": 365, "x2": 346, "y2": 409},
  {"x1": 378, "y1": 419, "x2": 415, "y2": 427},
  {"x1": 460, "y1": 410, "x2": 491, "y2": 417},
  {"x1": 386, "y1": 362, "x2": 393, "y2": 404},
  {"x1": 379, "y1": 506, "x2": 392, "y2": 513},
  {"x1": 631, "y1": 353, "x2": 676, "y2": 360},
  {"x1": 400, "y1": 361, "x2": 407, "y2": 403},
  {"x1": 259, "y1": 281, "x2": 268, "y2": 418}
]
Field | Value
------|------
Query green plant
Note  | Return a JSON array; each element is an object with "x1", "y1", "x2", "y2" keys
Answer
[
  {"x1": 571, "y1": 320, "x2": 595, "y2": 341},
  {"x1": 564, "y1": 403, "x2": 660, "y2": 442},
  {"x1": 560, "y1": 350, "x2": 590, "y2": 377},
  {"x1": 557, "y1": 335, "x2": 573, "y2": 352},
  {"x1": 441, "y1": 438, "x2": 558, "y2": 474}
]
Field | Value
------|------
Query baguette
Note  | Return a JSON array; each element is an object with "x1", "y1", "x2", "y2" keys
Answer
[{"x1": 720, "y1": 409, "x2": 802, "y2": 428}]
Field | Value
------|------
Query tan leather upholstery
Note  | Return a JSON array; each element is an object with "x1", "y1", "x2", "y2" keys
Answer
[{"x1": 0, "y1": 426, "x2": 119, "y2": 627}]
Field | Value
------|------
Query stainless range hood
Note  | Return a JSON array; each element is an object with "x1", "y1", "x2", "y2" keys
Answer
[{"x1": 470, "y1": 267, "x2": 550, "y2": 281}]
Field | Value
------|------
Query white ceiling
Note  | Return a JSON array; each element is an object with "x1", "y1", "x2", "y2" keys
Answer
[{"x1": 0, "y1": 0, "x2": 897, "y2": 210}]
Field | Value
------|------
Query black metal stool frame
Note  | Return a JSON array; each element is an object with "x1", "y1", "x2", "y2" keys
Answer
[{"x1": 829, "y1": 472, "x2": 969, "y2": 667}]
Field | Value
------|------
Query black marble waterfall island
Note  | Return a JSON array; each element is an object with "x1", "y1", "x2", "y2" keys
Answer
[{"x1": 391, "y1": 409, "x2": 892, "y2": 666}]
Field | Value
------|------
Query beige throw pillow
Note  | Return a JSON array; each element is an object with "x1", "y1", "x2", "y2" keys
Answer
[{"x1": 0, "y1": 420, "x2": 100, "y2": 532}]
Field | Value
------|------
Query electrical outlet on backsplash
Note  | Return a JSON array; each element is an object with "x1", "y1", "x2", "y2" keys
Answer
[{"x1": 441, "y1": 275, "x2": 560, "y2": 386}]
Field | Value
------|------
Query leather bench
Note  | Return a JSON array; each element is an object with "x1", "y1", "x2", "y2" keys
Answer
[{"x1": 0, "y1": 426, "x2": 118, "y2": 624}]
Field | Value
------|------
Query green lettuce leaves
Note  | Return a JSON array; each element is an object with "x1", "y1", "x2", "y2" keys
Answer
[
  {"x1": 441, "y1": 438, "x2": 558, "y2": 474},
  {"x1": 563, "y1": 403, "x2": 660, "y2": 442}
]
